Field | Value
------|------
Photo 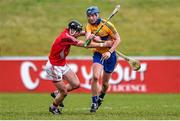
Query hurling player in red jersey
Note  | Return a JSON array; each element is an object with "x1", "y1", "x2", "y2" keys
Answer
[{"x1": 45, "y1": 20, "x2": 113, "y2": 115}]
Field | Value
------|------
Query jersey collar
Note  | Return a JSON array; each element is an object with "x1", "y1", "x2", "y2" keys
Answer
[{"x1": 90, "y1": 18, "x2": 101, "y2": 26}]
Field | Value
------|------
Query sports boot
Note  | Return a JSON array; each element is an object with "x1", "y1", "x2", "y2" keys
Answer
[
  {"x1": 90, "y1": 103, "x2": 98, "y2": 113},
  {"x1": 49, "y1": 106, "x2": 61, "y2": 115},
  {"x1": 97, "y1": 97, "x2": 103, "y2": 109}
]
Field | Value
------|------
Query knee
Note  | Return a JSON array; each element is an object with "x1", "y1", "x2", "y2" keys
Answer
[
  {"x1": 103, "y1": 82, "x2": 109, "y2": 89},
  {"x1": 60, "y1": 88, "x2": 68, "y2": 97},
  {"x1": 92, "y1": 75, "x2": 99, "y2": 82},
  {"x1": 72, "y1": 82, "x2": 80, "y2": 89}
]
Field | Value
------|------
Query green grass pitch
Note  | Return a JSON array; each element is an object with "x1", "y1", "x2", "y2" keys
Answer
[
  {"x1": 0, "y1": 93, "x2": 179, "y2": 120},
  {"x1": 0, "y1": 0, "x2": 180, "y2": 56}
]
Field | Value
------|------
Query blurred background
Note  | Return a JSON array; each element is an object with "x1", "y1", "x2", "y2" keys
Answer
[
  {"x1": 0, "y1": 0, "x2": 180, "y2": 120},
  {"x1": 0, "y1": 0, "x2": 180, "y2": 56}
]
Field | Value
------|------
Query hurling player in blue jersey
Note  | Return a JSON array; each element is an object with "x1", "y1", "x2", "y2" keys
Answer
[{"x1": 85, "y1": 6, "x2": 121, "y2": 112}]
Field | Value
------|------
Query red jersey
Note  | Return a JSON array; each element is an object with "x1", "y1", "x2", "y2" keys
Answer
[{"x1": 49, "y1": 29, "x2": 78, "y2": 66}]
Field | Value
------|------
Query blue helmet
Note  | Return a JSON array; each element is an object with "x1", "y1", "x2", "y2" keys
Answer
[{"x1": 86, "y1": 6, "x2": 99, "y2": 16}]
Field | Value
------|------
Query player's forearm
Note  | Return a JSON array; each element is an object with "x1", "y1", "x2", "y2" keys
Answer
[
  {"x1": 79, "y1": 30, "x2": 86, "y2": 36},
  {"x1": 85, "y1": 32, "x2": 91, "y2": 39},
  {"x1": 109, "y1": 33, "x2": 121, "y2": 53},
  {"x1": 76, "y1": 40, "x2": 112, "y2": 48},
  {"x1": 87, "y1": 41, "x2": 107, "y2": 48}
]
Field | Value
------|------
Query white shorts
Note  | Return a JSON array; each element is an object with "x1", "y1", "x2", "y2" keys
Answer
[{"x1": 45, "y1": 60, "x2": 70, "y2": 81}]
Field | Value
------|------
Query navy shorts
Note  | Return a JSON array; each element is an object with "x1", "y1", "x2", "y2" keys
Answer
[{"x1": 93, "y1": 52, "x2": 117, "y2": 73}]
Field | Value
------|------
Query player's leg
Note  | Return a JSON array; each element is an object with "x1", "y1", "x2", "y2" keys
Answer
[
  {"x1": 102, "y1": 72, "x2": 111, "y2": 92},
  {"x1": 50, "y1": 90, "x2": 64, "y2": 108},
  {"x1": 51, "y1": 81, "x2": 78, "y2": 98},
  {"x1": 90, "y1": 62, "x2": 103, "y2": 112},
  {"x1": 49, "y1": 68, "x2": 80, "y2": 115},
  {"x1": 97, "y1": 51, "x2": 117, "y2": 109},
  {"x1": 49, "y1": 64, "x2": 79, "y2": 107},
  {"x1": 51, "y1": 64, "x2": 79, "y2": 93},
  {"x1": 49, "y1": 81, "x2": 67, "y2": 115},
  {"x1": 45, "y1": 61, "x2": 69, "y2": 114},
  {"x1": 63, "y1": 68, "x2": 80, "y2": 91},
  {"x1": 97, "y1": 71, "x2": 111, "y2": 108},
  {"x1": 50, "y1": 82, "x2": 77, "y2": 108}
]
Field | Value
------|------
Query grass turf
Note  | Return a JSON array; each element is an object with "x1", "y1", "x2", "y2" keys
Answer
[
  {"x1": 0, "y1": 0, "x2": 180, "y2": 56},
  {"x1": 0, "y1": 93, "x2": 179, "y2": 120}
]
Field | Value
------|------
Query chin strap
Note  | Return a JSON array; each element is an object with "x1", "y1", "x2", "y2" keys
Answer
[{"x1": 69, "y1": 29, "x2": 76, "y2": 36}]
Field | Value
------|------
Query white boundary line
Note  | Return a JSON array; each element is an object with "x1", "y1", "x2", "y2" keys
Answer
[{"x1": 0, "y1": 56, "x2": 180, "y2": 60}]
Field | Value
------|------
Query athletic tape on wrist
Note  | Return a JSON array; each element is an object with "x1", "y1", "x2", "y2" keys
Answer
[{"x1": 100, "y1": 43, "x2": 104, "y2": 47}]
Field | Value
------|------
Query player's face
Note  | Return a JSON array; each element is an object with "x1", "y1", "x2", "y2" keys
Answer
[
  {"x1": 69, "y1": 29, "x2": 81, "y2": 37},
  {"x1": 74, "y1": 31, "x2": 81, "y2": 37},
  {"x1": 87, "y1": 14, "x2": 99, "y2": 24}
]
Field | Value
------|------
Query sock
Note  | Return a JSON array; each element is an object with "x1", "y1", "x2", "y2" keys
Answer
[
  {"x1": 99, "y1": 92, "x2": 106, "y2": 99},
  {"x1": 51, "y1": 102, "x2": 58, "y2": 109},
  {"x1": 92, "y1": 96, "x2": 98, "y2": 104}
]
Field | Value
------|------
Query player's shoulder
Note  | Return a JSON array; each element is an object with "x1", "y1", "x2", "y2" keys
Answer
[
  {"x1": 61, "y1": 28, "x2": 68, "y2": 35},
  {"x1": 59, "y1": 30, "x2": 78, "y2": 45},
  {"x1": 85, "y1": 23, "x2": 93, "y2": 32},
  {"x1": 102, "y1": 19, "x2": 114, "y2": 25},
  {"x1": 101, "y1": 19, "x2": 116, "y2": 33},
  {"x1": 56, "y1": 28, "x2": 70, "y2": 41},
  {"x1": 86, "y1": 23, "x2": 93, "y2": 28},
  {"x1": 59, "y1": 29, "x2": 70, "y2": 38},
  {"x1": 102, "y1": 19, "x2": 115, "y2": 28}
]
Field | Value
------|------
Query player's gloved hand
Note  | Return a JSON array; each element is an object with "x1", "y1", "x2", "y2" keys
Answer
[{"x1": 102, "y1": 51, "x2": 111, "y2": 60}]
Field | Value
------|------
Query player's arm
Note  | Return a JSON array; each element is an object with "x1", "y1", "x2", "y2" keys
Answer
[
  {"x1": 85, "y1": 31, "x2": 103, "y2": 43},
  {"x1": 76, "y1": 40, "x2": 113, "y2": 48},
  {"x1": 106, "y1": 22, "x2": 121, "y2": 53},
  {"x1": 78, "y1": 30, "x2": 86, "y2": 37},
  {"x1": 85, "y1": 31, "x2": 91, "y2": 39},
  {"x1": 64, "y1": 32, "x2": 113, "y2": 48},
  {"x1": 85, "y1": 24, "x2": 102, "y2": 43},
  {"x1": 101, "y1": 23, "x2": 121, "y2": 60},
  {"x1": 108, "y1": 31, "x2": 121, "y2": 53}
]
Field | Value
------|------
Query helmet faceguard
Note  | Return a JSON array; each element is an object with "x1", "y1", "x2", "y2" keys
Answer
[{"x1": 68, "y1": 20, "x2": 83, "y2": 34}]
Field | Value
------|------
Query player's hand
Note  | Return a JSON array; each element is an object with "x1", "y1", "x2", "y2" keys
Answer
[
  {"x1": 89, "y1": 34, "x2": 102, "y2": 42},
  {"x1": 102, "y1": 51, "x2": 111, "y2": 60},
  {"x1": 89, "y1": 34, "x2": 95, "y2": 40},
  {"x1": 80, "y1": 30, "x2": 86, "y2": 36},
  {"x1": 93, "y1": 35, "x2": 102, "y2": 42}
]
